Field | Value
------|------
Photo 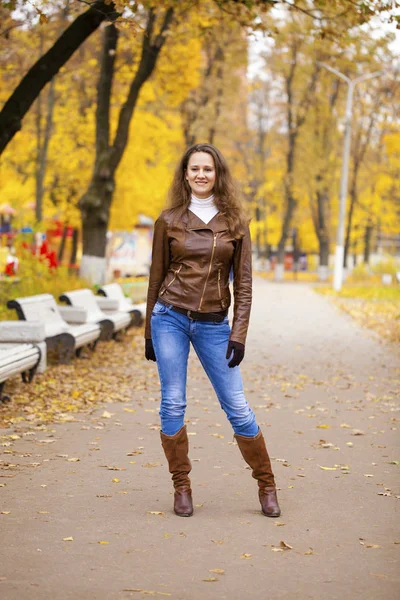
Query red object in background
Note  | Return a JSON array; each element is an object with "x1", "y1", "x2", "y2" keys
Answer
[
  {"x1": 5, "y1": 261, "x2": 16, "y2": 276},
  {"x1": 46, "y1": 250, "x2": 58, "y2": 269},
  {"x1": 284, "y1": 253, "x2": 293, "y2": 271}
]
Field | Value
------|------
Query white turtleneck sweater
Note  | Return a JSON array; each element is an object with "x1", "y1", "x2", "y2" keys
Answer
[{"x1": 189, "y1": 193, "x2": 219, "y2": 225}]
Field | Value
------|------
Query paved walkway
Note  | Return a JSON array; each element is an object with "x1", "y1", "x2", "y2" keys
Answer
[{"x1": 1, "y1": 279, "x2": 399, "y2": 600}]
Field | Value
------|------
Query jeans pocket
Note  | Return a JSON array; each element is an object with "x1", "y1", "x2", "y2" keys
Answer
[{"x1": 152, "y1": 301, "x2": 169, "y2": 316}]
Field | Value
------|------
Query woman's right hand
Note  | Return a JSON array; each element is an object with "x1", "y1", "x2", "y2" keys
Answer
[{"x1": 145, "y1": 338, "x2": 156, "y2": 362}]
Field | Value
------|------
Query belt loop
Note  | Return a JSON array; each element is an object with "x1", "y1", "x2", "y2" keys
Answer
[{"x1": 187, "y1": 310, "x2": 192, "y2": 319}]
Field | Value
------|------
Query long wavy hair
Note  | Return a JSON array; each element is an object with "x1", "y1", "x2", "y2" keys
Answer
[{"x1": 168, "y1": 143, "x2": 249, "y2": 239}]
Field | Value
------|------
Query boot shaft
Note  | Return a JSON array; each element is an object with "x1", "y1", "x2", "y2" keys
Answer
[
  {"x1": 160, "y1": 425, "x2": 192, "y2": 489},
  {"x1": 235, "y1": 429, "x2": 276, "y2": 489}
]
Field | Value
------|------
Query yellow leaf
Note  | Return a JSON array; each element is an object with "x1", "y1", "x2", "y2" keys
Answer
[
  {"x1": 62, "y1": 537, "x2": 74, "y2": 541},
  {"x1": 280, "y1": 541, "x2": 293, "y2": 550},
  {"x1": 202, "y1": 578, "x2": 218, "y2": 582},
  {"x1": 0, "y1": 511, "x2": 11, "y2": 515},
  {"x1": 123, "y1": 408, "x2": 136, "y2": 413},
  {"x1": 142, "y1": 462, "x2": 161, "y2": 468},
  {"x1": 209, "y1": 569, "x2": 225, "y2": 574},
  {"x1": 319, "y1": 465, "x2": 337, "y2": 471},
  {"x1": 101, "y1": 411, "x2": 113, "y2": 419},
  {"x1": 112, "y1": 478, "x2": 120, "y2": 483},
  {"x1": 240, "y1": 553, "x2": 252, "y2": 559},
  {"x1": 67, "y1": 458, "x2": 80, "y2": 462},
  {"x1": 71, "y1": 390, "x2": 81, "y2": 399},
  {"x1": 148, "y1": 511, "x2": 165, "y2": 516},
  {"x1": 316, "y1": 424, "x2": 330, "y2": 429},
  {"x1": 98, "y1": 541, "x2": 109, "y2": 545}
]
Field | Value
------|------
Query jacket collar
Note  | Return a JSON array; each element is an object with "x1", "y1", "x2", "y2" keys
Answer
[{"x1": 184, "y1": 209, "x2": 228, "y2": 233}]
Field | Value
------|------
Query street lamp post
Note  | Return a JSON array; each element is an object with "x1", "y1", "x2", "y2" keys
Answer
[{"x1": 317, "y1": 64, "x2": 385, "y2": 291}]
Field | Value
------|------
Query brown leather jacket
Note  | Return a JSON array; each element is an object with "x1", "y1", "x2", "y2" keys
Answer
[{"x1": 145, "y1": 207, "x2": 252, "y2": 345}]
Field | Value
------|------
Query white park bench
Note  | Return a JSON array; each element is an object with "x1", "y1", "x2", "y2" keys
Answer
[
  {"x1": 59, "y1": 288, "x2": 131, "y2": 340},
  {"x1": 97, "y1": 283, "x2": 145, "y2": 326},
  {"x1": 0, "y1": 321, "x2": 46, "y2": 401},
  {"x1": 7, "y1": 294, "x2": 101, "y2": 364}
]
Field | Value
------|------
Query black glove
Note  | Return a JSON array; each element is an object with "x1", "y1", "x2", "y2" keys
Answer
[
  {"x1": 226, "y1": 341, "x2": 245, "y2": 368},
  {"x1": 145, "y1": 338, "x2": 156, "y2": 362}
]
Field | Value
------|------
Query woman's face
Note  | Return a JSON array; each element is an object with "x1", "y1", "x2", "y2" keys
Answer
[{"x1": 185, "y1": 152, "x2": 216, "y2": 199}]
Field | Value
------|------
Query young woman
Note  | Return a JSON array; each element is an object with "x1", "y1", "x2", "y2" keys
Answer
[{"x1": 145, "y1": 143, "x2": 280, "y2": 519}]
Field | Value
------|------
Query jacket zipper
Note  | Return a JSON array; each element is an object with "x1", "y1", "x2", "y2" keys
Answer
[
  {"x1": 198, "y1": 233, "x2": 218, "y2": 311},
  {"x1": 159, "y1": 264, "x2": 182, "y2": 295},
  {"x1": 217, "y1": 268, "x2": 222, "y2": 301}
]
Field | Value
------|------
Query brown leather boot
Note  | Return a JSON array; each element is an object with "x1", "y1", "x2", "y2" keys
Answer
[
  {"x1": 235, "y1": 429, "x2": 281, "y2": 518},
  {"x1": 160, "y1": 425, "x2": 193, "y2": 517}
]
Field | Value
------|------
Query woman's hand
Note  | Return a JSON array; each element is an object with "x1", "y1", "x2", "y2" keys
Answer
[
  {"x1": 226, "y1": 341, "x2": 245, "y2": 368},
  {"x1": 145, "y1": 338, "x2": 156, "y2": 362}
]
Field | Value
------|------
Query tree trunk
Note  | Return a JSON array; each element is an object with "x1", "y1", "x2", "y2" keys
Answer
[
  {"x1": 344, "y1": 178, "x2": 357, "y2": 268},
  {"x1": 58, "y1": 225, "x2": 68, "y2": 263},
  {"x1": 69, "y1": 228, "x2": 79, "y2": 275},
  {"x1": 78, "y1": 9, "x2": 174, "y2": 284},
  {"x1": 315, "y1": 184, "x2": 330, "y2": 280},
  {"x1": 0, "y1": 1, "x2": 117, "y2": 155},
  {"x1": 363, "y1": 224, "x2": 373, "y2": 264},
  {"x1": 35, "y1": 77, "x2": 56, "y2": 223}
]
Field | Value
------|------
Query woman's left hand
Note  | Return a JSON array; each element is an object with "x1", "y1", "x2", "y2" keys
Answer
[{"x1": 226, "y1": 341, "x2": 245, "y2": 368}]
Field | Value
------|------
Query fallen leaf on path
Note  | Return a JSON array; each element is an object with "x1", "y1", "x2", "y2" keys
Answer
[
  {"x1": 148, "y1": 511, "x2": 165, "y2": 516},
  {"x1": 351, "y1": 429, "x2": 365, "y2": 436},
  {"x1": 67, "y1": 458, "x2": 80, "y2": 462},
  {"x1": 340, "y1": 424, "x2": 351, "y2": 428},
  {"x1": 62, "y1": 537, "x2": 73, "y2": 541},
  {"x1": 0, "y1": 511, "x2": 11, "y2": 515},
  {"x1": 364, "y1": 474, "x2": 374, "y2": 478},
  {"x1": 101, "y1": 466, "x2": 125, "y2": 471},
  {"x1": 304, "y1": 548, "x2": 314, "y2": 555},
  {"x1": 209, "y1": 434, "x2": 224, "y2": 438},
  {"x1": 202, "y1": 578, "x2": 218, "y2": 582},
  {"x1": 209, "y1": 569, "x2": 225, "y2": 574},
  {"x1": 365, "y1": 544, "x2": 381, "y2": 549},
  {"x1": 122, "y1": 589, "x2": 171, "y2": 596},
  {"x1": 142, "y1": 463, "x2": 161, "y2": 468},
  {"x1": 275, "y1": 522, "x2": 285, "y2": 526},
  {"x1": 101, "y1": 411, "x2": 113, "y2": 418},
  {"x1": 280, "y1": 541, "x2": 293, "y2": 550},
  {"x1": 212, "y1": 540, "x2": 224, "y2": 545},
  {"x1": 319, "y1": 466, "x2": 337, "y2": 471},
  {"x1": 123, "y1": 408, "x2": 136, "y2": 413},
  {"x1": 240, "y1": 553, "x2": 252, "y2": 559},
  {"x1": 37, "y1": 511, "x2": 49, "y2": 514},
  {"x1": 112, "y1": 478, "x2": 120, "y2": 483},
  {"x1": 98, "y1": 541, "x2": 109, "y2": 545},
  {"x1": 316, "y1": 425, "x2": 330, "y2": 429}
]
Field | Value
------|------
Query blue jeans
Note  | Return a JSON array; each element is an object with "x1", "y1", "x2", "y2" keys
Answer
[{"x1": 151, "y1": 300, "x2": 258, "y2": 437}]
